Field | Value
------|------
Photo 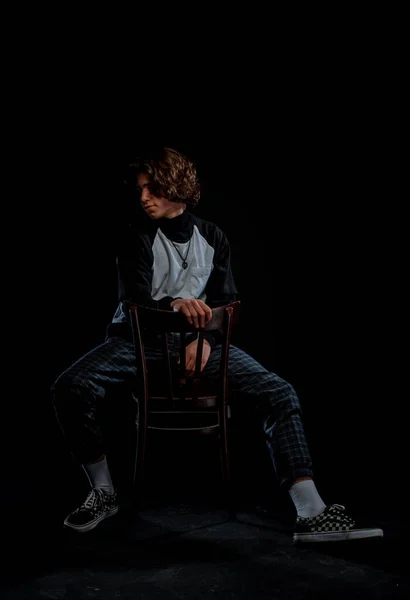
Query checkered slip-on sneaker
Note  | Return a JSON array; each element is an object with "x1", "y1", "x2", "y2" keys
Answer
[
  {"x1": 293, "y1": 503, "x2": 384, "y2": 543},
  {"x1": 64, "y1": 488, "x2": 119, "y2": 533}
]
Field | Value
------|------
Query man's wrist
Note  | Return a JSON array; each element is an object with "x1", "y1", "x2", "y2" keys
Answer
[{"x1": 171, "y1": 297, "x2": 183, "y2": 308}]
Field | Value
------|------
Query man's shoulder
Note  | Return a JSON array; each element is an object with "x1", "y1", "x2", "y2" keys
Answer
[
  {"x1": 117, "y1": 220, "x2": 157, "y2": 253},
  {"x1": 191, "y1": 214, "x2": 225, "y2": 240}
]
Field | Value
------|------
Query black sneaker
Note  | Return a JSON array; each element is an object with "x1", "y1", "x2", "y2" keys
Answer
[
  {"x1": 293, "y1": 503, "x2": 384, "y2": 544},
  {"x1": 64, "y1": 488, "x2": 119, "y2": 533}
]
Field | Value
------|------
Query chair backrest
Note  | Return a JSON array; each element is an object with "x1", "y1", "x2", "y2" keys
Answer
[{"x1": 128, "y1": 301, "x2": 241, "y2": 404}]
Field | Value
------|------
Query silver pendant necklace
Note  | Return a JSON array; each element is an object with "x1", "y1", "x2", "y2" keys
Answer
[{"x1": 170, "y1": 237, "x2": 191, "y2": 269}]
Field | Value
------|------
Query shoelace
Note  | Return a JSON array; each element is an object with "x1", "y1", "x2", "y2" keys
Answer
[
  {"x1": 300, "y1": 504, "x2": 353, "y2": 524},
  {"x1": 82, "y1": 488, "x2": 105, "y2": 511},
  {"x1": 329, "y1": 504, "x2": 353, "y2": 524}
]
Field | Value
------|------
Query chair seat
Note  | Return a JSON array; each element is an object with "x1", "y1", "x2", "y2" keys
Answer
[{"x1": 146, "y1": 369, "x2": 221, "y2": 402}]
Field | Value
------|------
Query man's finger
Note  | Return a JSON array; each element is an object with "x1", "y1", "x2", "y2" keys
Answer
[
  {"x1": 197, "y1": 308, "x2": 206, "y2": 328},
  {"x1": 200, "y1": 302, "x2": 212, "y2": 323},
  {"x1": 187, "y1": 306, "x2": 199, "y2": 328},
  {"x1": 182, "y1": 307, "x2": 193, "y2": 325},
  {"x1": 198, "y1": 311, "x2": 205, "y2": 328},
  {"x1": 192, "y1": 301, "x2": 206, "y2": 328},
  {"x1": 194, "y1": 300, "x2": 211, "y2": 324}
]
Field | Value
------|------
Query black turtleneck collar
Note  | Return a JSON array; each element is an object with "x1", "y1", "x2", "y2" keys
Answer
[{"x1": 156, "y1": 209, "x2": 193, "y2": 243}]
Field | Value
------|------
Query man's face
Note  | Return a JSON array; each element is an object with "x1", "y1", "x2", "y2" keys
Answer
[{"x1": 137, "y1": 172, "x2": 186, "y2": 219}]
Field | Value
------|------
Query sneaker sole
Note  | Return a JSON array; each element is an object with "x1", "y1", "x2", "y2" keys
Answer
[
  {"x1": 64, "y1": 506, "x2": 119, "y2": 533},
  {"x1": 293, "y1": 527, "x2": 384, "y2": 543}
]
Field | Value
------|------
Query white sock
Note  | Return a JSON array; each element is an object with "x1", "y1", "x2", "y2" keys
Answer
[
  {"x1": 289, "y1": 479, "x2": 326, "y2": 518},
  {"x1": 82, "y1": 455, "x2": 115, "y2": 495}
]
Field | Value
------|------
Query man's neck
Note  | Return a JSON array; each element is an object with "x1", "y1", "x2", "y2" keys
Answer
[{"x1": 164, "y1": 206, "x2": 185, "y2": 219}]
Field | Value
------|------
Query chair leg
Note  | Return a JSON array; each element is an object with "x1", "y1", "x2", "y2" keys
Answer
[
  {"x1": 129, "y1": 394, "x2": 147, "y2": 512},
  {"x1": 219, "y1": 407, "x2": 236, "y2": 519}
]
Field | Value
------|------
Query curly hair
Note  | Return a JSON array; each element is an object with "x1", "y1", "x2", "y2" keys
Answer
[{"x1": 128, "y1": 147, "x2": 200, "y2": 208}]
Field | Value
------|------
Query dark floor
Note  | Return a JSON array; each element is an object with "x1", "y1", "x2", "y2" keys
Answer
[
  {"x1": 2, "y1": 476, "x2": 409, "y2": 600},
  {"x1": 3, "y1": 418, "x2": 409, "y2": 598}
]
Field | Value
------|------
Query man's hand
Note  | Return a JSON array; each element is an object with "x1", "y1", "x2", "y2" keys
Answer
[
  {"x1": 170, "y1": 298, "x2": 212, "y2": 328},
  {"x1": 178, "y1": 338, "x2": 211, "y2": 377}
]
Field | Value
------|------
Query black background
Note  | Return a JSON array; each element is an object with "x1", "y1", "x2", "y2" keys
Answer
[{"x1": 3, "y1": 54, "x2": 406, "y2": 530}]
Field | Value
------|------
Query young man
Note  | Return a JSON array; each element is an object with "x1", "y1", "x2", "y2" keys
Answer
[{"x1": 51, "y1": 147, "x2": 383, "y2": 543}]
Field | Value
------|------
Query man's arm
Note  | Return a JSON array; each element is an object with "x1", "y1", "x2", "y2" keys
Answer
[{"x1": 201, "y1": 230, "x2": 239, "y2": 349}]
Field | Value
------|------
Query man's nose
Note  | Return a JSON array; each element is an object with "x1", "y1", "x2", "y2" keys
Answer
[{"x1": 141, "y1": 188, "x2": 151, "y2": 202}]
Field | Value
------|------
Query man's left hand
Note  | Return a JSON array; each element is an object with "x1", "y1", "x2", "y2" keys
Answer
[{"x1": 178, "y1": 338, "x2": 211, "y2": 377}]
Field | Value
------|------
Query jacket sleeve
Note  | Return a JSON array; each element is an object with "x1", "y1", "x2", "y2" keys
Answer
[{"x1": 201, "y1": 230, "x2": 239, "y2": 350}]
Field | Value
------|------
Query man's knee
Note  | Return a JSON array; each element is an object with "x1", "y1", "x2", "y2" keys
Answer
[
  {"x1": 50, "y1": 371, "x2": 85, "y2": 412},
  {"x1": 258, "y1": 376, "x2": 302, "y2": 415},
  {"x1": 276, "y1": 379, "x2": 301, "y2": 409}
]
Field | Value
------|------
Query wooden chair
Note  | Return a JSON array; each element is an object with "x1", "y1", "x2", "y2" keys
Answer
[{"x1": 127, "y1": 301, "x2": 241, "y2": 516}]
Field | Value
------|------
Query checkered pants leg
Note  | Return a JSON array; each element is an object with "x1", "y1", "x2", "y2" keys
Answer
[
  {"x1": 51, "y1": 334, "x2": 313, "y2": 487},
  {"x1": 200, "y1": 342, "x2": 314, "y2": 489},
  {"x1": 50, "y1": 336, "x2": 157, "y2": 464}
]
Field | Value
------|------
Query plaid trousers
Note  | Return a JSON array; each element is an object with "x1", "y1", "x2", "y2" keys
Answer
[{"x1": 51, "y1": 333, "x2": 313, "y2": 489}]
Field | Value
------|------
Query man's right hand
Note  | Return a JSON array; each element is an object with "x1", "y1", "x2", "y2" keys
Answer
[{"x1": 170, "y1": 298, "x2": 213, "y2": 328}]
